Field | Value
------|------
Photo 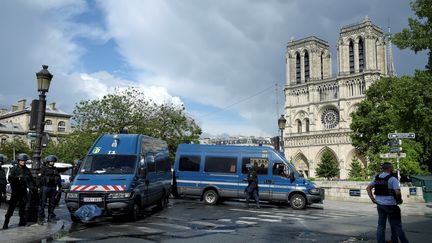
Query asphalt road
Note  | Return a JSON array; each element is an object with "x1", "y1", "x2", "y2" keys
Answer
[{"x1": 47, "y1": 198, "x2": 432, "y2": 243}]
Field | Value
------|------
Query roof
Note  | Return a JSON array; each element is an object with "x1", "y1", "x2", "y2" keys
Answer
[
  {"x1": 177, "y1": 144, "x2": 276, "y2": 153},
  {"x1": 0, "y1": 122, "x2": 25, "y2": 133},
  {"x1": 0, "y1": 105, "x2": 72, "y2": 119},
  {"x1": 287, "y1": 36, "x2": 329, "y2": 48}
]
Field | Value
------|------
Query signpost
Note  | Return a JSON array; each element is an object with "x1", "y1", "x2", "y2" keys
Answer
[{"x1": 383, "y1": 132, "x2": 416, "y2": 180}]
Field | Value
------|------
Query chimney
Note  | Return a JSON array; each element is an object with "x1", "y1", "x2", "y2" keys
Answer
[
  {"x1": 17, "y1": 99, "x2": 26, "y2": 110},
  {"x1": 49, "y1": 102, "x2": 56, "y2": 110},
  {"x1": 12, "y1": 105, "x2": 18, "y2": 112}
]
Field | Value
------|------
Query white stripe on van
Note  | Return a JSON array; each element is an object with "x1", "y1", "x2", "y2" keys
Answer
[{"x1": 177, "y1": 180, "x2": 305, "y2": 190}]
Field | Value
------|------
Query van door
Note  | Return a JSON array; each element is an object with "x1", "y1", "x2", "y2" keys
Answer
[
  {"x1": 239, "y1": 156, "x2": 271, "y2": 200},
  {"x1": 270, "y1": 162, "x2": 292, "y2": 201},
  {"x1": 175, "y1": 154, "x2": 202, "y2": 196},
  {"x1": 202, "y1": 154, "x2": 239, "y2": 198}
]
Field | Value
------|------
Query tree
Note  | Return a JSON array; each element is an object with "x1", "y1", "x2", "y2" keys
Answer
[
  {"x1": 70, "y1": 87, "x2": 201, "y2": 162},
  {"x1": 351, "y1": 73, "x2": 432, "y2": 175},
  {"x1": 392, "y1": 0, "x2": 432, "y2": 72},
  {"x1": 0, "y1": 138, "x2": 32, "y2": 162},
  {"x1": 316, "y1": 150, "x2": 339, "y2": 180},
  {"x1": 348, "y1": 156, "x2": 366, "y2": 180}
]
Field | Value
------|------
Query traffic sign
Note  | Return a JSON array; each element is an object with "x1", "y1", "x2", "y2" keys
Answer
[
  {"x1": 380, "y1": 153, "x2": 406, "y2": 159},
  {"x1": 389, "y1": 147, "x2": 402, "y2": 153},
  {"x1": 388, "y1": 133, "x2": 415, "y2": 139}
]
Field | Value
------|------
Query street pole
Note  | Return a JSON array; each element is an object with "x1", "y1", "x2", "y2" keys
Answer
[
  {"x1": 280, "y1": 128, "x2": 284, "y2": 153},
  {"x1": 32, "y1": 91, "x2": 46, "y2": 169}
]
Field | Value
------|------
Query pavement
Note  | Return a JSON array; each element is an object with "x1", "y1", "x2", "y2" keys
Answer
[
  {"x1": 0, "y1": 205, "x2": 65, "y2": 243},
  {"x1": 0, "y1": 200, "x2": 432, "y2": 242}
]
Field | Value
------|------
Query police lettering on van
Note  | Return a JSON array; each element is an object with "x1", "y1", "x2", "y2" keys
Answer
[
  {"x1": 65, "y1": 134, "x2": 171, "y2": 222},
  {"x1": 173, "y1": 144, "x2": 324, "y2": 210}
]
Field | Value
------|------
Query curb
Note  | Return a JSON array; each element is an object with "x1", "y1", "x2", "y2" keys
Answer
[{"x1": 0, "y1": 220, "x2": 65, "y2": 243}]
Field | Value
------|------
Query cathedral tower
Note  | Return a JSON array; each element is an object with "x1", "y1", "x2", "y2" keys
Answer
[{"x1": 283, "y1": 17, "x2": 389, "y2": 179}]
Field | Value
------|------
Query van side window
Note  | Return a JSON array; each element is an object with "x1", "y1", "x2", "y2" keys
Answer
[
  {"x1": 204, "y1": 156, "x2": 237, "y2": 173},
  {"x1": 156, "y1": 154, "x2": 171, "y2": 172},
  {"x1": 179, "y1": 155, "x2": 201, "y2": 172},
  {"x1": 241, "y1": 158, "x2": 268, "y2": 175}
]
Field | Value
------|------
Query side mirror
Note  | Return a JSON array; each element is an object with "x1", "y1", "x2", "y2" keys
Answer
[
  {"x1": 290, "y1": 173, "x2": 295, "y2": 182},
  {"x1": 146, "y1": 155, "x2": 155, "y2": 164}
]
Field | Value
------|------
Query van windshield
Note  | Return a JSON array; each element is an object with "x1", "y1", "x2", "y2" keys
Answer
[{"x1": 80, "y1": 155, "x2": 137, "y2": 174}]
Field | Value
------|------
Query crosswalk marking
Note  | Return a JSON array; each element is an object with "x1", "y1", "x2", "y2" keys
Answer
[{"x1": 236, "y1": 220, "x2": 258, "y2": 225}]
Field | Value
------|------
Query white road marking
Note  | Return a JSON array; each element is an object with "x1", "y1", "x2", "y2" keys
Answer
[
  {"x1": 218, "y1": 219, "x2": 232, "y2": 222},
  {"x1": 257, "y1": 218, "x2": 281, "y2": 222},
  {"x1": 189, "y1": 221, "x2": 226, "y2": 227},
  {"x1": 239, "y1": 217, "x2": 260, "y2": 220},
  {"x1": 235, "y1": 220, "x2": 258, "y2": 225}
]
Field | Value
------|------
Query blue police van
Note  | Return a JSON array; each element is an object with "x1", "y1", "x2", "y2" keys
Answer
[
  {"x1": 172, "y1": 144, "x2": 324, "y2": 209},
  {"x1": 65, "y1": 134, "x2": 171, "y2": 222}
]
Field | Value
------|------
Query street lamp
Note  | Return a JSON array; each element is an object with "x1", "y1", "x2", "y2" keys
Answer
[
  {"x1": 278, "y1": 114, "x2": 286, "y2": 153},
  {"x1": 33, "y1": 65, "x2": 53, "y2": 169},
  {"x1": 27, "y1": 65, "x2": 53, "y2": 223}
]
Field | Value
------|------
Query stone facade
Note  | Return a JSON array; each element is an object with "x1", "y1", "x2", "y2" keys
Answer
[
  {"x1": 283, "y1": 17, "x2": 390, "y2": 179},
  {"x1": 0, "y1": 99, "x2": 72, "y2": 148}
]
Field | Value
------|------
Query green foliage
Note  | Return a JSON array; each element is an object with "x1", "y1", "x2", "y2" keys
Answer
[
  {"x1": 42, "y1": 131, "x2": 100, "y2": 163},
  {"x1": 348, "y1": 156, "x2": 366, "y2": 180},
  {"x1": 351, "y1": 72, "x2": 432, "y2": 176},
  {"x1": 56, "y1": 87, "x2": 202, "y2": 162},
  {"x1": 316, "y1": 150, "x2": 339, "y2": 180},
  {"x1": 392, "y1": 0, "x2": 432, "y2": 71},
  {"x1": 0, "y1": 138, "x2": 32, "y2": 162}
]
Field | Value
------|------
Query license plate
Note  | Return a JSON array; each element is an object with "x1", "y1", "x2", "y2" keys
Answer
[{"x1": 83, "y1": 197, "x2": 103, "y2": 202}]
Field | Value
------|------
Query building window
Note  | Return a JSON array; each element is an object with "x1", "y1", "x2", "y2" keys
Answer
[
  {"x1": 305, "y1": 119, "x2": 310, "y2": 132},
  {"x1": 296, "y1": 53, "x2": 301, "y2": 84},
  {"x1": 58, "y1": 121, "x2": 66, "y2": 132},
  {"x1": 297, "y1": 120, "x2": 302, "y2": 133},
  {"x1": 349, "y1": 40, "x2": 354, "y2": 74},
  {"x1": 304, "y1": 51, "x2": 310, "y2": 82},
  {"x1": 1, "y1": 137, "x2": 6, "y2": 147},
  {"x1": 358, "y1": 38, "x2": 364, "y2": 72},
  {"x1": 45, "y1": 120, "x2": 53, "y2": 131}
]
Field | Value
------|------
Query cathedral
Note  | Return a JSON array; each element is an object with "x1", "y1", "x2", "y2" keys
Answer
[{"x1": 283, "y1": 17, "x2": 395, "y2": 179}]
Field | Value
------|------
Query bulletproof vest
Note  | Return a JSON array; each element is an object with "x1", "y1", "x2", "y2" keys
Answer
[
  {"x1": 374, "y1": 174, "x2": 395, "y2": 196},
  {"x1": 43, "y1": 166, "x2": 59, "y2": 187}
]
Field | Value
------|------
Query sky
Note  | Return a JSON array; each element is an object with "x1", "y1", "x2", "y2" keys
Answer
[{"x1": 0, "y1": 0, "x2": 427, "y2": 138}]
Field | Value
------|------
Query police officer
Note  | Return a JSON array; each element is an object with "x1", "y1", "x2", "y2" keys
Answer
[
  {"x1": 244, "y1": 164, "x2": 260, "y2": 208},
  {"x1": 366, "y1": 162, "x2": 409, "y2": 243},
  {"x1": 0, "y1": 154, "x2": 7, "y2": 207},
  {"x1": 37, "y1": 155, "x2": 62, "y2": 224},
  {"x1": 2, "y1": 153, "x2": 34, "y2": 229}
]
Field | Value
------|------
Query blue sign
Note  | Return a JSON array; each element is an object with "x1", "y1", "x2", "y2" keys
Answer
[
  {"x1": 409, "y1": 187, "x2": 417, "y2": 195},
  {"x1": 349, "y1": 189, "x2": 361, "y2": 197}
]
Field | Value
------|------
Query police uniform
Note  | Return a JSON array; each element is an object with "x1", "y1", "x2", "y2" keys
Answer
[
  {"x1": 0, "y1": 155, "x2": 7, "y2": 207},
  {"x1": 38, "y1": 160, "x2": 62, "y2": 223},
  {"x1": 3, "y1": 154, "x2": 34, "y2": 229},
  {"x1": 245, "y1": 168, "x2": 260, "y2": 208},
  {"x1": 369, "y1": 172, "x2": 409, "y2": 243}
]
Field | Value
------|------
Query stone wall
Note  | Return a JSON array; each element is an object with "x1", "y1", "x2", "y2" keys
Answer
[{"x1": 314, "y1": 181, "x2": 425, "y2": 203}]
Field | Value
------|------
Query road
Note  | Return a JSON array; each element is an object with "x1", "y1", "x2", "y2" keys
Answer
[{"x1": 47, "y1": 198, "x2": 432, "y2": 243}]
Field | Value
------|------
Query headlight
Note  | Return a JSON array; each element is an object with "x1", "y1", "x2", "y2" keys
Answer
[
  {"x1": 308, "y1": 188, "x2": 320, "y2": 195},
  {"x1": 107, "y1": 192, "x2": 132, "y2": 199},
  {"x1": 66, "y1": 193, "x2": 79, "y2": 199}
]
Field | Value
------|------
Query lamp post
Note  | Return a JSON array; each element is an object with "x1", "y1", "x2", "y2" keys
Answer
[
  {"x1": 26, "y1": 65, "x2": 53, "y2": 223},
  {"x1": 278, "y1": 114, "x2": 286, "y2": 153}
]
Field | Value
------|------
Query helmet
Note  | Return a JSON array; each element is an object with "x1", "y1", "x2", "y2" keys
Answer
[
  {"x1": 0, "y1": 154, "x2": 7, "y2": 164},
  {"x1": 45, "y1": 155, "x2": 58, "y2": 163},
  {"x1": 17, "y1": 153, "x2": 29, "y2": 161}
]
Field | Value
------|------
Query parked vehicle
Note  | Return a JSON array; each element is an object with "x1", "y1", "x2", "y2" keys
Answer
[
  {"x1": 55, "y1": 162, "x2": 73, "y2": 189},
  {"x1": 64, "y1": 134, "x2": 171, "y2": 222},
  {"x1": 173, "y1": 144, "x2": 324, "y2": 209}
]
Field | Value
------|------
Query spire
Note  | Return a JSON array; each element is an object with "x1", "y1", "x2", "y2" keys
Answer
[{"x1": 386, "y1": 19, "x2": 396, "y2": 76}]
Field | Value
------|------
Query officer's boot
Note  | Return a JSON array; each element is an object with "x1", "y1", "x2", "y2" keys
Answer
[
  {"x1": 2, "y1": 216, "x2": 10, "y2": 229},
  {"x1": 18, "y1": 217, "x2": 26, "y2": 226},
  {"x1": 37, "y1": 217, "x2": 44, "y2": 225},
  {"x1": 256, "y1": 200, "x2": 260, "y2": 209},
  {"x1": 48, "y1": 207, "x2": 55, "y2": 223}
]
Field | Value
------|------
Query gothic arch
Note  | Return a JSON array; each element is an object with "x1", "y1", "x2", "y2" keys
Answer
[
  {"x1": 293, "y1": 152, "x2": 310, "y2": 177},
  {"x1": 315, "y1": 146, "x2": 338, "y2": 166},
  {"x1": 346, "y1": 148, "x2": 367, "y2": 168}
]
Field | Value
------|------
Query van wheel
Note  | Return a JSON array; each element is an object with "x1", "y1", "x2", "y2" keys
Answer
[
  {"x1": 70, "y1": 213, "x2": 81, "y2": 223},
  {"x1": 290, "y1": 194, "x2": 306, "y2": 210},
  {"x1": 203, "y1": 190, "x2": 218, "y2": 205},
  {"x1": 129, "y1": 201, "x2": 141, "y2": 221}
]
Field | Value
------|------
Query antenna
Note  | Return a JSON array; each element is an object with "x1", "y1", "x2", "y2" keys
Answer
[
  {"x1": 386, "y1": 17, "x2": 396, "y2": 76},
  {"x1": 275, "y1": 83, "x2": 280, "y2": 120}
]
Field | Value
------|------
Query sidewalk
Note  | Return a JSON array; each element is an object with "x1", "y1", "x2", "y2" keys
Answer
[{"x1": 0, "y1": 207, "x2": 65, "y2": 243}]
